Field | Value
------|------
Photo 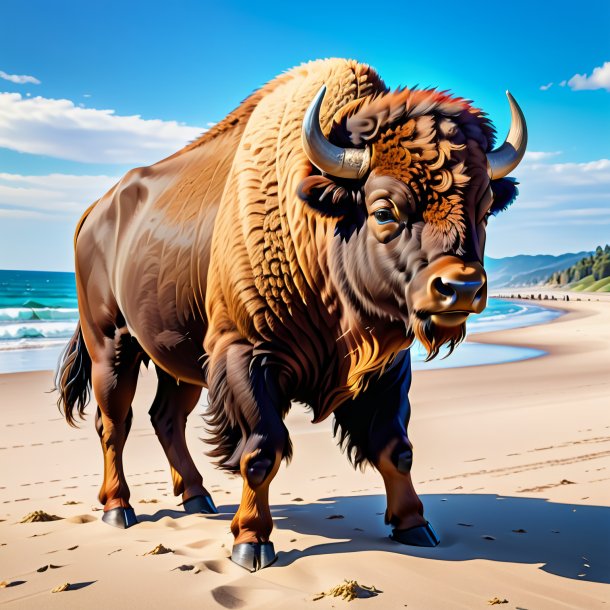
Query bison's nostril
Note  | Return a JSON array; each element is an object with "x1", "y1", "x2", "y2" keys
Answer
[{"x1": 432, "y1": 277, "x2": 455, "y2": 299}]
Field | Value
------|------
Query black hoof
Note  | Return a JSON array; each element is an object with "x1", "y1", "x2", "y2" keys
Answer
[
  {"x1": 391, "y1": 521, "x2": 440, "y2": 547},
  {"x1": 183, "y1": 494, "x2": 219, "y2": 515},
  {"x1": 231, "y1": 542, "x2": 277, "y2": 572},
  {"x1": 101, "y1": 507, "x2": 138, "y2": 529}
]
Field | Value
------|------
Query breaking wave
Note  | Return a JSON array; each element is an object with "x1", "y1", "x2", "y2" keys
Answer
[
  {"x1": 0, "y1": 307, "x2": 79, "y2": 322},
  {"x1": 0, "y1": 321, "x2": 77, "y2": 347}
]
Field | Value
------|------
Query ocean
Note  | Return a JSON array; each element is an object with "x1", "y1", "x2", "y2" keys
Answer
[
  {"x1": 0, "y1": 269, "x2": 78, "y2": 343},
  {"x1": 0, "y1": 270, "x2": 562, "y2": 374}
]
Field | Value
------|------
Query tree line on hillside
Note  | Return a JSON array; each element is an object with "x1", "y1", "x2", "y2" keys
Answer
[{"x1": 547, "y1": 245, "x2": 610, "y2": 286}]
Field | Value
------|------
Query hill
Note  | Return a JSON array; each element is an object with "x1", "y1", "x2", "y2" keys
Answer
[
  {"x1": 546, "y1": 245, "x2": 610, "y2": 292},
  {"x1": 484, "y1": 251, "x2": 593, "y2": 289}
]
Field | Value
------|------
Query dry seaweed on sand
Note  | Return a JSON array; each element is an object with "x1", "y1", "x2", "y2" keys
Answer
[
  {"x1": 19, "y1": 510, "x2": 62, "y2": 523},
  {"x1": 488, "y1": 597, "x2": 509, "y2": 605},
  {"x1": 313, "y1": 580, "x2": 381, "y2": 601},
  {"x1": 144, "y1": 543, "x2": 173, "y2": 555}
]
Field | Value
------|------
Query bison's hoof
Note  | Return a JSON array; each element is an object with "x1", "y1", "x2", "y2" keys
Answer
[
  {"x1": 231, "y1": 542, "x2": 277, "y2": 572},
  {"x1": 183, "y1": 494, "x2": 218, "y2": 515},
  {"x1": 391, "y1": 521, "x2": 440, "y2": 547},
  {"x1": 101, "y1": 507, "x2": 138, "y2": 529}
]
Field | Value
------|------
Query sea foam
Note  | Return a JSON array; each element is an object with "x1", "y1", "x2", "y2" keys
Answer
[
  {"x1": 0, "y1": 321, "x2": 77, "y2": 344},
  {"x1": 0, "y1": 307, "x2": 79, "y2": 322}
]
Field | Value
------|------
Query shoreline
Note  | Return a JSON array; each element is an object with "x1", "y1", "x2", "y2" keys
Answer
[
  {"x1": 478, "y1": 290, "x2": 606, "y2": 354},
  {"x1": 0, "y1": 296, "x2": 569, "y2": 376},
  {"x1": 475, "y1": 295, "x2": 584, "y2": 350}
]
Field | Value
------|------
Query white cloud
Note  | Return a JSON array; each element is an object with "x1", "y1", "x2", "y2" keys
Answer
[
  {"x1": 0, "y1": 93, "x2": 205, "y2": 164},
  {"x1": 0, "y1": 173, "x2": 118, "y2": 218},
  {"x1": 0, "y1": 70, "x2": 40, "y2": 85},
  {"x1": 566, "y1": 61, "x2": 610, "y2": 92},
  {"x1": 0, "y1": 208, "x2": 49, "y2": 220},
  {"x1": 516, "y1": 158, "x2": 610, "y2": 201},
  {"x1": 519, "y1": 158, "x2": 610, "y2": 185},
  {"x1": 539, "y1": 82, "x2": 553, "y2": 91},
  {"x1": 555, "y1": 207, "x2": 610, "y2": 218},
  {"x1": 524, "y1": 151, "x2": 561, "y2": 162},
  {"x1": 486, "y1": 155, "x2": 610, "y2": 255}
]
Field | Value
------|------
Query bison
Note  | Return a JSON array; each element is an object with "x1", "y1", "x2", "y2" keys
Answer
[{"x1": 55, "y1": 58, "x2": 527, "y2": 571}]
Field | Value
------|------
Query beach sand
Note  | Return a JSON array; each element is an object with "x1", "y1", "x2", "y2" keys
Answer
[{"x1": 0, "y1": 294, "x2": 608, "y2": 609}]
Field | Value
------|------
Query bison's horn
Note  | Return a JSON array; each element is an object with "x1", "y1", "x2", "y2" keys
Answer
[
  {"x1": 487, "y1": 91, "x2": 528, "y2": 179},
  {"x1": 302, "y1": 85, "x2": 371, "y2": 180}
]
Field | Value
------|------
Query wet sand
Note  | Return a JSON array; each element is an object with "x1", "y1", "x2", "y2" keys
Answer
[{"x1": 0, "y1": 294, "x2": 608, "y2": 608}]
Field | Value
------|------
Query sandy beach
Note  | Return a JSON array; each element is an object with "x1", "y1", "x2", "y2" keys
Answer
[{"x1": 0, "y1": 294, "x2": 608, "y2": 609}]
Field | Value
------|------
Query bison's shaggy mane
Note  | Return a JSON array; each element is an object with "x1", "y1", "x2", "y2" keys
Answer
[{"x1": 331, "y1": 86, "x2": 497, "y2": 153}]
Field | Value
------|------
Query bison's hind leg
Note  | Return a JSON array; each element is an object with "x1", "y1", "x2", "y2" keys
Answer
[
  {"x1": 90, "y1": 324, "x2": 143, "y2": 529},
  {"x1": 149, "y1": 366, "x2": 218, "y2": 514}
]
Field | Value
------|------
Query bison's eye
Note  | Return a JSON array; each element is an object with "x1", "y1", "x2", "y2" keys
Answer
[{"x1": 373, "y1": 209, "x2": 397, "y2": 225}]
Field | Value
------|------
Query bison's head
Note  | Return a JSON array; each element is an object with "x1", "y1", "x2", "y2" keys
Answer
[{"x1": 298, "y1": 85, "x2": 526, "y2": 358}]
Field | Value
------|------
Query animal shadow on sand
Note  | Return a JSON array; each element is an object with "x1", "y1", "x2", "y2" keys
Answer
[
  {"x1": 210, "y1": 493, "x2": 609, "y2": 584},
  {"x1": 137, "y1": 509, "x2": 190, "y2": 524}
]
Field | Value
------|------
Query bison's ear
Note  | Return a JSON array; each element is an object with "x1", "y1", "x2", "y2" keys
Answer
[
  {"x1": 489, "y1": 177, "x2": 519, "y2": 216},
  {"x1": 297, "y1": 175, "x2": 361, "y2": 218}
]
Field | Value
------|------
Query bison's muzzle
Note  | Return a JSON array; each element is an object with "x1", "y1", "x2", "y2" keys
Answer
[{"x1": 410, "y1": 256, "x2": 487, "y2": 327}]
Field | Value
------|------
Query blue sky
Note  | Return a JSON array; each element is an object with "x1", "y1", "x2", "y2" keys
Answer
[{"x1": 1, "y1": 0, "x2": 609, "y2": 270}]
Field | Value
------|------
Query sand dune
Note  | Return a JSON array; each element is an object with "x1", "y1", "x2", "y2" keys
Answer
[{"x1": 0, "y1": 296, "x2": 608, "y2": 608}]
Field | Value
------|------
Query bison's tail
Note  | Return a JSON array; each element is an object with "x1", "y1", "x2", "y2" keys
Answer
[{"x1": 54, "y1": 322, "x2": 92, "y2": 427}]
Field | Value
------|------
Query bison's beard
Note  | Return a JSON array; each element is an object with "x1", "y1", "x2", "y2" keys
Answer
[{"x1": 411, "y1": 315, "x2": 466, "y2": 361}]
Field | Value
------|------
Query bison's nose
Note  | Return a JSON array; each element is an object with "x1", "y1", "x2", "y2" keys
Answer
[
  {"x1": 409, "y1": 257, "x2": 487, "y2": 326},
  {"x1": 430, "y1": 272, "x2": 486, "y2": 312}
]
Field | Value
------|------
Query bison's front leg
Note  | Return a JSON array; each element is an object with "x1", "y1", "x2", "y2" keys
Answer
[
  {"x1": 369, "y1": 351, "x2": 440, "y2": 547},
  {"x1": 207, "y1": 344, "x2": 289, "y2": 572},
  {"x1": 334, "y1": 349, "x2": 439, "y2": 546},
  {"x1": 374, "y1": 442, "x2": 439, "y2": 546},
  {"x1": 230, "y1": 439, "x2": 283, "y2": 571}
]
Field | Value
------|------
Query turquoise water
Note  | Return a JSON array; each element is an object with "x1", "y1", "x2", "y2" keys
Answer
[
  {"x1": 0, "y1": 270, "x2": 561, "y2": 374},
  {"x1": 0, "y1": 270, "x2": 78, "y2": 345},
  {"x1": 411, "y1": 299, "x2": 562, "y2": 370}
]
